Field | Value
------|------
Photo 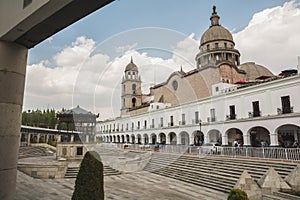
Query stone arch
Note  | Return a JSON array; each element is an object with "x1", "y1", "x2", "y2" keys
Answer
[
  {"x1": 131, "y1": 134, "x2": 135, "y2": 144},
  {"x1": 150, "y1": 133, "x2": 157, "y2": 144},
  {"x1": 121, "y1": 135, "x2": 125, "y2": 143},
  {"x1": 248, "y1": 126, "x2": 270, "y2": 147},
  {"x1": 136, "y1": 134, "x2": 142, "y2": 144},
  {"x1": 117, "y1": 135, "x2": 120, "y2": 143},
  {"x1": 168, "y1": 132, "x2": 177, "y2": 145},
  {"x1": 192, "y1": 130, "x2": 204, "y2": 146},
  {"x1": 207, "y1": 129, "x2": 222, "y2": 144},
  {"x1": 180, "y1": 131, "x2": 190, "y2": 145},
  {"x1": 126, "y1": 134, "x2": 130, "y2": 143},
  {"x1": 158, "y1": 132, "x2": 166, "y2": 144},
  {"x1": 226, "y1": 128, "x2": 243, "y2": 146},
  {"x1": 113, "y1": 135, "x2": 116, "y2": 143},
  {"x1": 143, "y1": 134, "x2": 149, "y2": 144},
  {"x1": 275, "y1": 124, "x2": 300, "y2": 147},
  {"x1": 109, "y1": 135, "x2": 112, "y2": 143}
]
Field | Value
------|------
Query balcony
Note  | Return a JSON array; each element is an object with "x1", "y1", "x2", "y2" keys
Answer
[
  {"x1": 179, "y1": 121, "x2": 186, "y2": 126},
  {"x1": 168, "y1": 122, "x2": 174, "y2": 127},
  {"x1": 248, "y1": 111, "x2": 261, "y2": 118},
  {"x1": 277, "y1": 106, "x2": 294, "y2": 115},
  {"x1": 226, "y1": 114, "x2": 236, "y2": 121}
]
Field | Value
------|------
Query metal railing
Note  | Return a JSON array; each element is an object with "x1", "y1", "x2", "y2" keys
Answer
[{"x1": 99, "y1": 143, "x2": 300, "y2": 161}]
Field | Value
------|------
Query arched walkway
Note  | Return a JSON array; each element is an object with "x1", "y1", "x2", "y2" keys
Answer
[
  {"x1": 180, "y1": 131, "x2": 189, "y2": 145},
  {"x1": 158, "y1": 132, "x2": 166, "y2": 144},
  {"x1": 193, "y1": 131, "x2": 204, "y2": 146},
  {"x1": 226, "y1": 128, "x2": 243, "y2": 146},
  {"x1": 131, "y1": 134, "x2": 135, "y2": 144},
  {"x1": 150, "y1": 133, "x2": 157, "y2": 144},
  {"x1": 168, "y1": 132, "x2": 177, "y2": 145},
  {"x1": 143, "y1": 134, "x2": 149, "y2": 144},
  {"x1": 248, "y1": 126, "x2": 270, "y2": 147},
  {"x1": 207, "y1": 129, "x2": 222, "y2": 144},
  {"x1": 137, "y1": 134, "x2": 141, "y2": 144},
  {"x1": 276, "y1": 124, "x2": 300, "y2": 147}
]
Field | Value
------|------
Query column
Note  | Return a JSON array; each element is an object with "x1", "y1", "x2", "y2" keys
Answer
[
  {"x1": 37, "y1": 134, "x2": 41, "y2": 143},
  {"x1": 270, "y1": 133, "x2": 279, "y2": 147},
  {"x1": 46, "y1": 134, "x2": 49, "y2": 143},
  {"x1": 85, "y1": 135, "x2": 89, "y2": 143},
  {"x1": 56, "y1": 135, "x2": 61, "y2": 143},
  {"x1": 27, "y1": 133, "x2": 31, "y2": 146},
  {"x1": 166, "y1": 135, "x2": 170, "y2": 144},
  {"x1": 294, "y1": 129, "x2": 298, "y2": 141},
  {"x1": 243, "y1": 134, "x2": 251, "y2": 147},
  {"x1": 222, "y1": 133, "x2": 228, "y2": 146},
  {"x1": 70, "y1": 134, "x2": 74, "y2": 143},
  {"x1": 0, "y1": 41, "x2": 28, "y2": 199},
  {"x1": 189, "y1": 135, "x2": 194, "y2": 145},
  {"x1": 177, "y1": 134, "x2": 181, "y2": 145}
]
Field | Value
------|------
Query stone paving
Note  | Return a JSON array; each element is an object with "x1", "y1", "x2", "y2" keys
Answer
[{"x1": 15, "y1": 170, "x2": 227, "y2": 200}]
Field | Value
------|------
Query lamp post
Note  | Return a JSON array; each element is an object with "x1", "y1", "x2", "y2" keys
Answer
[{"x1": 199, "y1": 120, "x2": 202, "y2": 132}]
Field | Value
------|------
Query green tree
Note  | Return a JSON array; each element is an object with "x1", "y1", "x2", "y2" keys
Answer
[
  {"x1": 227, "y1": 188, "x2": 249, "y2": 200},
  {"x1": 72, "y1": 151, "x2": 104, "y2": 200}
]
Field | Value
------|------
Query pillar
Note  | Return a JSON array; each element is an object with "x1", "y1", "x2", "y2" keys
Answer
[
  {"x1": 85, "y1": 135, "x2": 89, "y2": 143},
  {"x1": 294, "y1": 129, "x2": 298, "y2": 141},
  {"x1": 189, "y1": 135, "x2": 194, "y2": 145},
  {"x1": 70, "y1": 134, "x2": 74, "y2": 143},
  {"x1": 56, "y1": 135, "x2": 61, "y2": 143},
  {"x1": 166, "y1": 134, "x2": 170, "y2": 144},
  {"x1": 270, "y1": 133, "x2": 279, "y2": 147},
  {"x1": 0, "y1": 41, "x2": 28, "y2": 199},
  {"x1": 222, "y1": 133, "x2": 229, "y2": 146},
  {"x1": 27, "y1": 133, "x2": 31, "y2": 146},
  {"x1": 37, "y1": 134, "x2": 40, "y2": 143},
  {"x1": 243, "y1": 134, "x2": 251, "y2": 147},
  {"x1": 46, "y1": 134, "x2": 49, "y2": 143}
]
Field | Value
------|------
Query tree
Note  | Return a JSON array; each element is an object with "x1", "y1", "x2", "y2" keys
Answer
[
  {"x1": 227, "y1": 188, "x2": 249, "y2": 200},
  {"x1": 72, "y1": 151, "x2": 104, "y2": 200}
]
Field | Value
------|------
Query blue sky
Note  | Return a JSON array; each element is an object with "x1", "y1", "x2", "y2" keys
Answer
[
  {"x1": 25, "y1": 0, "x2": 300, "y2": 118},
  {"x1": 28, "y1": 0, "x2": 290, "y2": 64}
]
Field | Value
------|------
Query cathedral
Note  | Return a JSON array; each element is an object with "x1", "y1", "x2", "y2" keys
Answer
[
  {"x1": 98, "y1": 7, "x2": 300, "y2": 148},
  {"x1": 120, "y1": 6, "x2": 273, "y2": 117}
]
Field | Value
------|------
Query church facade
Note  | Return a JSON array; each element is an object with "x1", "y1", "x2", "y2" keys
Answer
[{"x1": 97, "y1": 7, "x2": 300, "y2": 147}]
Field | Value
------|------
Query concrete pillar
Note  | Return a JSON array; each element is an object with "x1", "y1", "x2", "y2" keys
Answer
[
  {"x1": 56, "y1": 135, "x2": 61, "y2": 143},
  {"x1": 243, "y1": 134, "x2": 251, "y2": 147},
  {"x1": 0, "y1": 41, "x2": 28, "y2": 199},
  {"x1": 270, "y1": 133, "x2": 279, "y2": 147},
  {"x1": 27, "y1": 133, "x2": 31, "y2": 146},
  {"x1": 46, "y1": 134, "x2": 49, "y2": 143},
  {"x1": 37, "y1": 134, "x2": 41, "y2": 143},
  {"x1": 70, "y1": 134, "x2": 74, "y2": 143},
  {"x1": 189, "y1": 135, "x2": 194, "y2": 145},
  {"x1": 222, "y1": 133, "x2": 229, "y2": 146},
  {"x1": 85, "y1": 135, "x2": 89, "y2": 143},
  {"x1": 166, "y1": 134, "x2": 170, "y2": 144},
  {"x1": 177, "y1": 134, "x2": 181, "y2": 145}
]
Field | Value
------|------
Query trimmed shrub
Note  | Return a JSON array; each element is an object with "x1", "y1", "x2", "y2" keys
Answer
[
  {"x1": 72, "y1": 151, "x2": 104, "y2": 200},
  {"x1": 227, "y1": 188, "x2": 249, "y2": 200}
]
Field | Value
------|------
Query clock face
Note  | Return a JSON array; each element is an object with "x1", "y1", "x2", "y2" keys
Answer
[{"x1": 172, "y1": 80, "x2": 178, "y2": 91}]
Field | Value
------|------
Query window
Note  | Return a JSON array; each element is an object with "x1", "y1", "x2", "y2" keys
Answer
[
  {"x1": 281, "y1": 96, "x2": 292, "y2": 114},
  {"x1": 128, "y1": 72, "x2": 131, "y2": 75},
  {"x1": 181, "y1": 114, "x2": 186, "y2": 125},
  {"x1": 132, "y1": 72, "x2": 135, "y2": 75},
  {"x1": 144, "y1": 120, "x2": 147, "y2": 129},
  {"x1": 172, "y1": 80, "x2": 178, "y2": 91},
  {"x1": 132, "y1": 98, "x2": 136, "y2": 107},
  {"x1": 215, "y1": 43, "x2": 219, "y2": 49},
  {"x1": 195, "y1": 111, "x2": 199, "y2": 123},
  {"x1": 151, "y1": 119, "x2": 154, "y2": 128},
  {"x1": 160, "y1": 117, "x2": 164, "y2": 127},
  {"x1": 170, "y1": 116, "x2": 174, "y2": 126},
  {"x1": 215, "y1": 86, "x2": 219, "y2": 92},
  {"x1": 252, "y1": 101, "x2": 260, "y2": 117},
  {"x1": 132, "y1": 84, "x2": 136, "y2": 91},
  {"x1": 210, "y1": 109, "x2": 216, "y2": 122},
  {"x1": 138, "y1": 121, "x2": 140, "y2": 129},
  {"x1": 229, "y1": 105, "x2": 236, "y2": 120},
  {"x1": 207, "y1": 44, "x2": 210, "y2": 50},
  {"x1": 224, "y1": 43, "x2": 227, "y2": 48},
  {"x1": 76, "y1": 147, "x2": 83, "y2": 156}
]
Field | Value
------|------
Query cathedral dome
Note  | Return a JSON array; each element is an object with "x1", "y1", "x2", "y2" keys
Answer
[
  {"x1": 125, "y1": 57, "x2": 138, "y2": 72},
  {"x1": 200, "y1": 25, "x2": 234, "y2": 46},
  {"x1": 238, "y1": 62, "x2": 274, "y2": 81}
]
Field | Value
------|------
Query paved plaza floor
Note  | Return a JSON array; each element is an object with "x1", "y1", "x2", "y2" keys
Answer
[{"x1": 15, "y1": 170, "x2": 227, "y2": 200}]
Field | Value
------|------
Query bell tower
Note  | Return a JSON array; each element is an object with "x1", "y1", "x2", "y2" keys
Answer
[{"x1": 121, "y1": 57, "x2": 142, "y2": 115}]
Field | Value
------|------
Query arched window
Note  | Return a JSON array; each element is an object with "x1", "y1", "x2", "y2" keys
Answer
[
  {"x1": 132, "y1": 98, "x2": 136, "y2": 107},
  {"x1": 132, "y1": 84, "x2": 136, "y2": 91}
]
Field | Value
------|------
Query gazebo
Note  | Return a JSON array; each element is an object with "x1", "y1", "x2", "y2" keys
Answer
[{"x1": 56, "y1": 105, "x2": 97, "y2": 143}]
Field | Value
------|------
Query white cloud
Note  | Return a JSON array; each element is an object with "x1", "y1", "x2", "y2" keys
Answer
[{"x1": 234, "y1": 1, "x2": 300, "y2": 74}]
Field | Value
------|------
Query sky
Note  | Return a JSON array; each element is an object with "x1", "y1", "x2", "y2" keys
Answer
[{"x1": 24, "y1": 0, "x2": 300, "y2": 120}]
